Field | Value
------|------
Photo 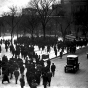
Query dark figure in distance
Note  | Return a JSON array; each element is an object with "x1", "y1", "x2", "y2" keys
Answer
[
  {"x1": 47, "y1": 71, "x2": 52, "y2": 86},
  {"x1": 20, "y1": 75, "x2": 25, "y2": 88},
  {"x1": 60, "y1": 51, "x2": 62, "y2": 59},
  {"x1": 42, "y1": 73, "x2": 48, "y2": 88},
  {"x1": 47, "y1": 59, "x2": 51, "y2": 69},
  {"x1": 14, "y1": 69, "x2": 19, "y2": 84},
  {"x1": 51, "y1": 63, "x2": 56, "y2": 77}
]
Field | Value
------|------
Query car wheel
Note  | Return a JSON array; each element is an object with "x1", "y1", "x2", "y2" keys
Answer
[
  {"x1": 78, "y1": 65, "x2": 79, "y2": 70},
  {"x1": 65, "y1": 67, "x2": 67, "y2": 73},
  {"x1": 73, "y1": 68, "x2": 76, "y2": 73}
]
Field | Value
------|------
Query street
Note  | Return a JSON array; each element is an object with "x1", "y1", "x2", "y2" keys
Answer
[
  {"x1": 0, "y1": 45, "x2": 88, "y2": 88},
  {"x1": 50, "y1": 46, "x2": 88, "y2": 88}
]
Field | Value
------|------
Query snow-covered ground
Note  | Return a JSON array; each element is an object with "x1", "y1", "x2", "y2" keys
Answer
[
  {"x1": 0, "y1": 36, "x2": 88, "y2": 88},
  {"x1": 0, "y1": 35, "x2": 67, "y2": 60}
]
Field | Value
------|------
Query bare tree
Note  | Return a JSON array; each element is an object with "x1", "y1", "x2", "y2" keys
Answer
[
  {"x1": 29, "y1": 0, "x2": 56, "y2": 39},
  {"x1": 46, "y1": 19, "x2": 54, "y2": 36},
  {"x1": 53, "y1": 15, "x2": 72, "y2": 41},
  {"x1": 60, "y1": 16, "x2": 72, "y2": 41},
  {"x1": 22, "y1": 12, "x2": 40, "y2": 39},
  {"x1": 2, "y1": 6, "x2": 22, "y2": 44},
  {"x1": 0, "y1": 18, "x2": 4, "y2": 37}
]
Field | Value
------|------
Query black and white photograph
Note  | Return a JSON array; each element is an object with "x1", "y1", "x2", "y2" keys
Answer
[{"x1": 0, "y1": 0, "x2": 88, "y2": 88}]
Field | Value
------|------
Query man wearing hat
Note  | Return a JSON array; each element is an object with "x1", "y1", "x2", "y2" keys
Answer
[{"x1": 31, "y1": 79, "x2": 38, "y2": 88}]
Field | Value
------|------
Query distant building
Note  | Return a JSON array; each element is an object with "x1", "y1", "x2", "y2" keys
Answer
[
  {"x1": 69, "y1": 0, "x2": 88, "y2": 37},
  {"x1": 22, "y1": 8, "x2": 38, "y2": 15},
  {"x1": 52, "y1": 0, "x2": 71, "y2": 17},
  {"x1": 70, "y1": 0, "x2": 88, "y2": 23},
  {"x1": 22, "y1": 0, "x2": 71, "y2": 16},
  {"x1": 70, "y1": 0, "x2": 88, "y2": 13},
  {"x1": 69, "y1": 0, "x2": 88, "y2": 18}
]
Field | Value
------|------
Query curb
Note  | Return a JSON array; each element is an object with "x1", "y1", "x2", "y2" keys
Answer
[{"x1": 44, "y1": 46, "x2": 88, "y2": 62}]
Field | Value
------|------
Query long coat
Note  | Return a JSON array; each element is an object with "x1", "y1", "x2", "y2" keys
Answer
[
  {"x1": 42, "y1": 73, "x2": 48, "y2": 86},
  {"x1": 47, "y1": 72, "x2": 52, "y2": 82},
  {"x1": 20, "y1": 77, "x2": 25, "y2": 87},
  {"x1": 51, "y1": 65, "x2": 56, "y2": 72},
  {"x1": 2, "y1": 74, "x2": 9, "y2": 82},
  {"x1": 14, "y1": 70, "x2": 19, "y2": 78}
]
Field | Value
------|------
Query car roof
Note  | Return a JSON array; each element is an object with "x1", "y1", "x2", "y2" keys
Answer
[{"x1": 67, "y1": 55, "x2": 78, "y2": 58}]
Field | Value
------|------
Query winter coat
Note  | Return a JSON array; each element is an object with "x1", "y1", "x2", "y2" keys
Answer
[
  {"x1": 2, "y1": 74, "x2": 9, "y2": 81},
  {"x1": 20, "y1": 77, "x2": 25, "y2": 86},
  {"x1": 31, "y1": 82, "x2": 38, "y2": 88},
  {"x1": 14, "y1": 70, "x2": 19, "y2": 78},
  {"x1": 42, "y1": 73, "x2": 48, "y2": 85},
  {"x1": 47, "y1": 72, "x2": 52, "y2": 82},
  {"x1": 20, "y1": 66, "x2": 25, "y2": 74},
  {"x1": 51, "y1": 65, "x2": 56, "y2": 72}
]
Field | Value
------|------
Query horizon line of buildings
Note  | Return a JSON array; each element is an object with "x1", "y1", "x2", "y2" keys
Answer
[{"x1": 22, "y1": 0, "x2": 88, "y2": 17}]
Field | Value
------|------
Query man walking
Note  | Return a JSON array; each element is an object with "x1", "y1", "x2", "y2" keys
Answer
[
  {"x1": 47, "y1": 71, "x2": 52, "y2": 86},
  {"x1": 31, "y1": 79, "x2": 38, "y2": 88},
  {"x1": 20, "y1": 75, "x2": 25, "y2": 88},
  {"x1": 42, "y1": 73, "x2": 48, "y2": 88},
  {"x1": 51, "y1": 63, "x2": 56, "y2": 77},
  {"x1": 14, "y1": 69, "x2": 19, "y2": 84}
]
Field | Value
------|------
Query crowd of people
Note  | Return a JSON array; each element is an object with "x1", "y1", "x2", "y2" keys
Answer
[
  {"x1": 0, "y1": 38, "x2": 56, "y2": 88},
  {"x1": 0, "y1": 36, "x2": 88, "y2": 88}
]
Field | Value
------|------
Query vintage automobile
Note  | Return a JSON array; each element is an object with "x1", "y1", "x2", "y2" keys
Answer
[{"x1": 64, "y1": 55, "x2": 80, "y2": 73}]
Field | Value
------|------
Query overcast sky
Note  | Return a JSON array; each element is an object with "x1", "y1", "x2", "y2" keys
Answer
[
  {"x1": 0, "y1": 0, "x2": 62, "y2": 16},
  {"x1": 0, "y1": 0, "x2": 30, "y2": 16}
]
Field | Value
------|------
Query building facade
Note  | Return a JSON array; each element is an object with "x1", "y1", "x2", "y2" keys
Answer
[
  {"x1": 70, "y1": 0, "x2": 88, "y2": 22},
  {"x1": 22, "y1": 8, "x2": 38, "y2": 15}
]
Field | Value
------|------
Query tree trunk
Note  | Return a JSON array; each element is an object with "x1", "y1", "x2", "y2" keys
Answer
[
  {"x1": 17, "y1": 30, "x2": 18, "y2": 40},
  {"x1": 43, "y1": 24, "x2": 46, "y2": 39},
  {"x1": 55, "y1": 20, "x2": 57, "y2": 37},
  {"x1": 11, "y1": 31, "x2": 13, "y2": 45},
  {"x1": 63, "y1": 35, "x2": 66, "y2": 42},
  {"x1": 11, "y1": 16, "x2": 14, "y2": 45},
  {"x1": 83, "y1": 31, "x2": 87, "y2": 39},
  {"x1": 0, "y1": 28, "x2": 1, "y2": 37},
  {"x1": 31, "y1": 26, "x2": 34, "y2": 40},
  {"x1": 84, "y1": 33, "x2": 87, "y2": 39},
  {"x1": 16, "y1": 25, "x2": 19, "y2": 40},
  {"x1": 31, "y1": 30, "x2": 34, "y2": 40}
]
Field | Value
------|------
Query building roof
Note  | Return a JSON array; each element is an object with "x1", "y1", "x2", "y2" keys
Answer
[{"x1": 67, "y1": 55, "x2": 78, "y2": 58}]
